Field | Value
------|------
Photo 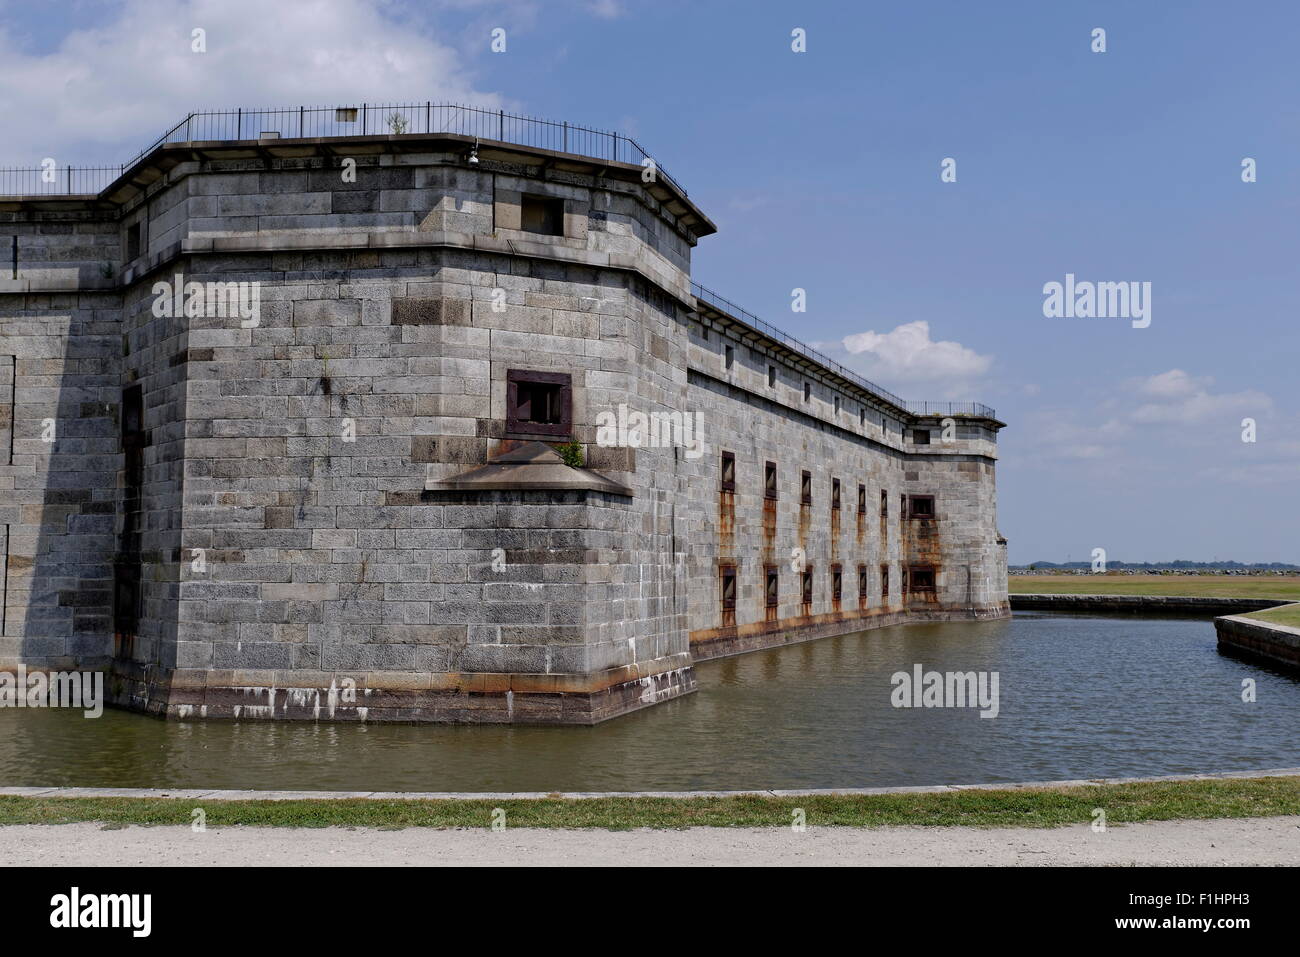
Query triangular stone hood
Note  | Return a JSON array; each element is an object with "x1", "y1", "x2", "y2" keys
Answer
[{"x1": 429, "y1": 441, "x2": 633, "y2": 496}]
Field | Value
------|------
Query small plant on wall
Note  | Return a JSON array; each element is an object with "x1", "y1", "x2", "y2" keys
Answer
[
  {"x1": 386, "y1": 112, "x2": 409, "y2": 134},
  {"x1": 554, "y1": 441, "x2": 584, "y2": 468}
]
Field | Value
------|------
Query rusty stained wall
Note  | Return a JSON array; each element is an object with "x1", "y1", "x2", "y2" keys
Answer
[{"x1": 680, "y1": 367, "x2": 1004, "y2": 659}]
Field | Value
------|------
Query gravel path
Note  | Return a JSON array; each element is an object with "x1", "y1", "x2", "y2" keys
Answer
[{"x1": 2, "y1": 816, "x2": 1298, "y2": 866}]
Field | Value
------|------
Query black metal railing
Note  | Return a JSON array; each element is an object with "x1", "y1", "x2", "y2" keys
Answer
[
  {"x1": 0, "y1": 165, "x2": 123, "y2": 196},
  {"x1": 691, "y1": 282, "x2": 996, "y2": 420},
  {"x1": 0, "y1": 102, "x2": 684, "y2": 197}
]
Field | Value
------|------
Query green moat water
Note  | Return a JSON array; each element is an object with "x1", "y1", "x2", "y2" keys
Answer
[{"x1": 2, "y1": 612, "x2": 1297, "y2": 792}]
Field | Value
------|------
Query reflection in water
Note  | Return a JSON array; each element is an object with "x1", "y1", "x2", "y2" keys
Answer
[{"x1": 2, "y1": 612, "x2": 1297, "y2": 792}]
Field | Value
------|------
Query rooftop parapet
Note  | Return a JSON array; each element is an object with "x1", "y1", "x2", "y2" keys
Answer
[{"x1": 0, "y1": 101, "x2": 687, "y2": 197}]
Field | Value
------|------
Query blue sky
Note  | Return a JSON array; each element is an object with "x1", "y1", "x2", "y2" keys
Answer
[{"x1": 2, "y1": 0, "x2": 1296, "y2": 563}]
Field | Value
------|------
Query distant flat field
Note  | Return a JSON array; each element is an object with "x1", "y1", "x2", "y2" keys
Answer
[{"x1": 1008, "y1": 575, "x2": 1300, "y2": 600}]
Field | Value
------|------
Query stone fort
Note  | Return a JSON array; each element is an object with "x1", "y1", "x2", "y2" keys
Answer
[{"x1": 0, "y1": 105, "x2": 1008, "y2": 724}]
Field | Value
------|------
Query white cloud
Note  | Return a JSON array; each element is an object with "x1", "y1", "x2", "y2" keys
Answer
[
  {"x1": 1127, "y1": 369, "x2": 1270, "y2": 425},
  {"x1": 0, "y1": 0, "x2": 501, "y2": 165},
  {"x1": 1135, "y1": 368, "x2": 1207, "y2": 399},
  {"x1": 587, "y1": 0, "x2": 624, "y2": 18},
  {"x1": 838, "y1": 320, "x2": 992, "y2": 384}
]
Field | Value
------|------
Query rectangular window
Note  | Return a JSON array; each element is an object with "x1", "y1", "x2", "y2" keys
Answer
[
  {"x1": 125, "y1": 222, "x2": 141, "y2": 261},
  {"x1": 506, "y1": 369, "x2": 572, "y2": 438},
  {"x1": 908, "y1": 495, "x2": 935, "y2": 518},
  {"x1": 336, "y1": 107, "x2": 359, "y2": 122},
  {"x1": 911, "y1": 429, "x2": 931, "y2": 445},
  {"x1": 859, "y1": 407, "x2": 866, "y2": 427},
  {"x1": 765, "y1": 565, "x2": 779, "y2": 608},
  {"x1": 801, "y1": 568, "x2": 813, "y2": 604},
  {"x1": 881, "y1": 565, "x2": 890, "y2": 597},
  {"x1": 720, "y1": 450, "x2": 736, "y2": 491},
  {"x1": 800, "y1": 470, "x2": 812, "y2": 506},
  {"x1": 764, "y1": 461, "x2": 777, "y2": 500},
  {"x1": 910, "y1": 567, "x2": 937, "y2": 591},
  {"x1": 831, "y1": 478, "x2": 841, "y2": 511},
  {"x1": 720, "y1": 565, "x2": 737, "y2": 611},
  {"x1": 857, "y1": 483, "x2": 866, "y2": 513},
  {"x1": 520, "y1": 194, "x2": 565, "y2": 236},
  {"x1": 803, "y1": 381, "x2": 811, "y2": 402},
  {"x1": 768, "y1": 364, "x2": 776, "y2": 388},
  {"x1": 880, "y1": 489, "x2": 888, "y2": 518},
  {"x1": 832, "y1": 565, "x2": 842, "y2": 602},
  {"x1": 724, "y1": 344, "x2": 735, "y2": 370},
  {"x1": 858, "y1": 565, "x2": 868, "y2": 600},
  {"x1": 834, "y1": 395, "x2": 841, "y2": 415}
]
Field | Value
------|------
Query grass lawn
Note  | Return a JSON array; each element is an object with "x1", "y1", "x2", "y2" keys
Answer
[
  {"x1": 2, "y1": 776, "x2": 1300, "y2": 829},
  {"x1": 1009, "y1": 574, "x2": 1300, "y2": 600},
  {"x1": 1245, "y1": 603, "x2": 1300, "y2": 629}
]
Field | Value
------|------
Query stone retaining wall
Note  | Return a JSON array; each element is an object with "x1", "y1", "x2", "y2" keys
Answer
[
  {"x1": 1215, "y1": 613, "x2": 1300, "y2": 670},
  {"x1": 1010, "y1": 594, "x2": 1290, "y2": 616}
]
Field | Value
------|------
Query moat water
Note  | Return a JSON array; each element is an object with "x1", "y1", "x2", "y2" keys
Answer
[{"x1": 2, "y1": 612, "x2": 1297, "y2": 792}]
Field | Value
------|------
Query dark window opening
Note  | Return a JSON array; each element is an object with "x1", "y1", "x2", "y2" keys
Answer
[
  {"x1": 116, "y1": 383, "x2": 146, "y2": 655},
  {"x1": 506, "y1": 369, "x2": 572, "y2": 438},
  {"x1": 911, "y1": 429, "x2": 931, "y2": 445},
  {"x1": 910, "y1": 567, "x2": 937, "y2": 591},
  {"x1": 724, "y1": 344, "x2": 734, "y2": 370},
  {"x1": 768, "y1": 364, "x2": 777, "y2": 388},
  {"x1": 800, "y1": 470, "x2": 812, "y2": 506},
  {"x1": 831, "y1": 478, "x2": 841, "y2": 511},
  {"x1": 832, "y1": 565, "x2": 842, "y2": 602},
  {"x1": 859, "y1": 407, "x2": 866, "y2": 427},
  {"x1": 121, "y1": 384, "x2": 144, "y2": 440},
  {"x1": 857, "y1": 483, "x2": 866, "y2": 513},
  {"x1": 880, "y1": 489, "x2": 888, "y2": 518},
  {"x1": 834, "y1": 395, "x2": 841, "y2": 415},
  {"x1": 881, "y1": 565, "x2": 890, "y2": 597},
  {"x1": 720, "y1": 565, "x2": 737, "y2": 611},
  {"x1": 858, "y1": 565, "x2": 868, "y2": 600},
  {"x1": 803, "y1": 381, "x2": 811, "y2": 402},
  {"x1": 125, "y1": 222, "x2": 141, "y2": 261},
  {"x1": 908, "y1": 495, "x2": 936, "y2": 518},
  {"x1": 520, "y1": 194, "x2": 565, "y2": 236},
  {"x1": 801, "y1": 568, "x2": 813, "y2": 605},
  {"x1": 720, "y1": 450, "x2": 736, "y2": 491},
  {"x1": 764, "y1": 461, "x2": 777, "y2": 500},
  {"x1": 765, "y1": 566, "x2": 779, "y2": 608}
]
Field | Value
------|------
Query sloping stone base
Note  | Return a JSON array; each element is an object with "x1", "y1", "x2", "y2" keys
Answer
[{"x1": 103, "y1": 657, "x2": 697, "y2": 725}]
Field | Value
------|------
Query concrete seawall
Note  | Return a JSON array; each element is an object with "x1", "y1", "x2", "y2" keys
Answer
[
  {"x1": 1215, "y1": 614, "x2": 1300, "y2": 670},
  {"x1": 1010, "y1": 593, "x2": 1291, "y2": 616}
]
